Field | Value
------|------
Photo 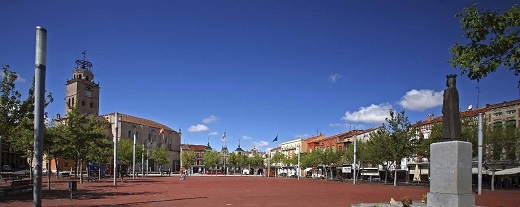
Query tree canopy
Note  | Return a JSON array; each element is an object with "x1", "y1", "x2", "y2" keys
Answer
[
  {"x1": 449, "y1": 4, "x2": 520, "y2": 82},
  {"x1": 181, "y1": 150, "x2": 195, "y2": 169}
]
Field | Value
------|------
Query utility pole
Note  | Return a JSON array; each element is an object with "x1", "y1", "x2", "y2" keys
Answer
[
  {"x1": 297, "y1": 139, "x2": 301, "y2": 180},
  {"x1": 132, "y1": 129, "x2": 136, "y2": 179},
  {"x1": 141, "y1": 144, "x2": 145, "y2": 177},
  {"x1": 478, "y1": 113, "x2": 483, "y2": 195},
  {"x1": 267, "y1": 151, "x2": 270, "y2": 178},
  {"x1": 113, "y1": 112, "x2": 119, "y2": 186},
  {"x1": 353, "y1": 128, "x2": 357, "y2": 185},
  {"x1": 33, "y1": 26, "x2": 47, "y2": 207}
]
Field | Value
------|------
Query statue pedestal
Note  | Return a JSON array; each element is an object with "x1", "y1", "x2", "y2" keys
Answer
[{"x1": 427, "y1": 141, "x2": 475, "y2": 207}]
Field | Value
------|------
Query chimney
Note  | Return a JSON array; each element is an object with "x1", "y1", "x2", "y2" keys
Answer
[{"x1": 427, "y1": 114, "x2": 432, "y2": 122}]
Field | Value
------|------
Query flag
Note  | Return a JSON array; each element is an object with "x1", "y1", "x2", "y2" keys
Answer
[
  {"x1": 273, "y1": 134, "x2": 278, "y2": 142},
  {"x1": 222, "y1": 131, "x2": 226, "y2": 140},
  {"x1": 159, "y1": 128, "x2": 164, "y2": 135}
]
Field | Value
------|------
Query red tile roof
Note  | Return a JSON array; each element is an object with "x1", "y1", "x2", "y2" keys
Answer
[
  {"x1": 180, "y1": 144, "x2": 206, "y2": 151},
  {"x1": 486, "y1": 99, "x2": 520, "y2": 110},
  {"x1": 414, "y1": 108, "x2": 486, "y2": 127}
]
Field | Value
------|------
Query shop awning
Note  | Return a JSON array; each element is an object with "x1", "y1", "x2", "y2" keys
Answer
[{"x1": 494, "y1": 167, "x2": 520, "y2": 175}]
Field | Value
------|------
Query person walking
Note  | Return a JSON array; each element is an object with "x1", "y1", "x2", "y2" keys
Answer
[{"x1": 179, "y1": 168, "x2": 184, "y2": 180}]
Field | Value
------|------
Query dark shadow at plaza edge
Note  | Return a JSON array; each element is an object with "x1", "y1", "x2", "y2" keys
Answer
[{"x1": 74, "y1": 196, "x2": 209, "y2": 207}]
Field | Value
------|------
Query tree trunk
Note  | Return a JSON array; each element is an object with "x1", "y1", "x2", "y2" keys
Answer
[
  {"x1": 29, "y1": 157, "x2": 33, "y2": 179},
  {"x1": 393, "y1": 162, "x2": 398, "y2": 186},
  {"x1": 55, "y1": 159, "x2": 60, "y2": 179},
  {"x1": 491, "y1": 170, "x2": 495, "y2": 191},
  {"x1": 80, "y1": 160, "x2": 83, "y2": 184}
]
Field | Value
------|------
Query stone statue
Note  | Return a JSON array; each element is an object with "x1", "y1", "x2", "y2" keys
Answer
[{"x1": 442, "y1": 74, "x2": 461, "y2": 141}]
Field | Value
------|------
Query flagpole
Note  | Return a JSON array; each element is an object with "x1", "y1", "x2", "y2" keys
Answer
[{"x1": 268, "y1": 151, "x2": 270, "y2": 178}]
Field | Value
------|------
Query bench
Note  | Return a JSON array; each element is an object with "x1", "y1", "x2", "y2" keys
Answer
[
  {"x1": 4, "y1": 180, "x2": 33, "y2": 196},
  {"x1": 0, "y1": 174, "x2": 21, "y2": 183}
]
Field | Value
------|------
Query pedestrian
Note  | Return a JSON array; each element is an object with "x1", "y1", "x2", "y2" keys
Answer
[
  {"x1": 179, "y1": 168, "x2": 184, "y2": 180},
  {"x1": 119, "y1": 165, "x2": 124, "y2": 182}
]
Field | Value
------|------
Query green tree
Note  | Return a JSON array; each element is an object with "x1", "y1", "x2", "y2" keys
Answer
[
  {"x1": 461, "y1": 117, "x2": 479, "y2": 157},
  {"x1": 203, "y1": 150, "x2": 220, "y2": 174},
  {"x1": 238, "y1": 154, "x2": 250, "y2": 175},
  {"x1": 181, "y1": 150, "x2": 195, "y2": 169},
  {"x1": 116, "y1": 138, "x2": 143, "y2": 167},
  {"x1": 484, "y1": 125, "x2": 519, "y2": 190},
  {"x1": 249, "y1": 154, "x2": 263, "y2": 173},
  {"x1": 415, "y1": 123, "x2": 442, "y2": 161},
  {"x1": 151, "y1": 145, "x2": 169, "y2": 174},
  {"x1": 0, "y1": 65, "x2": 22, "y2": 145},
  {"x1": 270, "y1": 152, "x2": 285, "y2": 176},
  {"x1": 227, "y1": 153, "x2": 239, "y2": 174},
  {"x1": 60, "y1": 100, "x2": 109, "y2": 183},
  {"x1": 44, "y1": 118, "x2": 68, "y2": 178},
  {"x1": 7, "y1": 75, "x2": 53, "y2": 177},
  {"x1": 368, "y1": 109, "x2": 417, "y2": 186},
  {"x1": 449, "y1": 4, "x2": 520, "y2": 82}
]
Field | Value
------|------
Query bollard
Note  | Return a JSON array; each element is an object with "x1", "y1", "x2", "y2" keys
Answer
[{"x1": 69, "y1": 181, "x2": 77, "y2": 200}]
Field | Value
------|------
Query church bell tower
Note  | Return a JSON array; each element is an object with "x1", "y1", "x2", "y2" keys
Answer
[{"x1": 65, "y1": 51, "x2": 100, "y2": 116}]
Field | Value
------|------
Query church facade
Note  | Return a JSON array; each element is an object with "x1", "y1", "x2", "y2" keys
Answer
[{"x1": 46, "y1": 54, "x2": 181, "y2": 173}]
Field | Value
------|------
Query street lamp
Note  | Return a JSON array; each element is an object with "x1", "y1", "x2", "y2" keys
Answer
[
  {"x1": 132, "y1": 126, "x2": 136, "y2": 179},
  {"x1": 142, "y1": 143, "x2": 145, "y2": 177},
  {"x1": 113, "y1": 112, "x2": 121, "y2": 186},
  {"x1": 297, "y1": 139, "x2": 301, "y2": 180}
]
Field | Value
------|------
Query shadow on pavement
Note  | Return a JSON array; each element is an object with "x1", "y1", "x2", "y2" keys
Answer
[{"x1": 74, "y1": 196, "x2": 209, "y2": 207}]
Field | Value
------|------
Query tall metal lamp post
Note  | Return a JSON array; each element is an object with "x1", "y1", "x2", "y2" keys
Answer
[
  {"x1": 113, "y1": 112, "x2": 121, "y2": 186},
  {"x1": 132, "y1": 126, "x2": 137, "y2": 179},
  {"x1": 142, "y1": 143, "x2": 145, "y2": 177}
]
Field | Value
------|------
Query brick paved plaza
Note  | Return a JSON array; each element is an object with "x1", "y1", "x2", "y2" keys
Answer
[{"x1": 1, "y1": 176, "x2": 519, "y2": 206}]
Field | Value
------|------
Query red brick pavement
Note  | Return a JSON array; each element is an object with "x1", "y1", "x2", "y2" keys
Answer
[{"x1": 0, "y1": 176, "x2": 518, "y2": 207}]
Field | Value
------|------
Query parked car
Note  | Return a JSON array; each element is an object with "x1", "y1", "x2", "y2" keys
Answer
[{"x1": 2, "y1": 165, "x2": 12, "y2": 172}]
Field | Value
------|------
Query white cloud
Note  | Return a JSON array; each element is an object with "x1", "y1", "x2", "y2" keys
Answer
[
  {"x1": 242, "y1": 135, "x2": 252, "y2": 140},
  {"x1": 329, "y1": 73, "x2": 343, "y2": 83},
  {"x1": 398, "y1": 89, "x2": 443, "y2": 111},
  {"x1": 202, "y1": 115, "x2": 217, "y2": 124},
  {"x1": 293, "y1": 134, "x2": 309, "y2": 139},
  {"x1": 254, "y1": 141, "x2": 269, "y2": 147},
  {"x1": 341, "y1": 103, "x2": 392, "y2": 124},
  {"x1": 188, "y1": 124, "x2": 209, "y2": 133},
  {"x1": 329, "y1": 123, "x2": 366, "y2": 130},
  {"x1": 329, "y1": 123, "x2": 348, "y2": 128},
  {"x1": 208, "y1": 131, "x2": 218, "y2": 136},
  {"x1": 1, "y1": 72, "x2": 26, "y2": 84}
]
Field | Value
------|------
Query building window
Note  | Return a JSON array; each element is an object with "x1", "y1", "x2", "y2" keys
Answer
[
  {"x1": 79, "y1": 74, "x2": 82, "y2": 79},
  {"x1": 148, "y1": 134, "x2": 151, "y2": 142},
  {"x1": 128, "y1": 130, "x2": 132, "y2": 139},
  {"x1": 68, "y1": 98, "x2": 71, "y2": 107},
  {"x1": 72, "y1": 97, "x2": 74, "y2": 106},
  {"x1": 85, "y1": 76, "x2": 89, "y2": 81},
  {"x1": 82, "y1": 100, "x2": 85, "y2": 106},
  {"x1": 506, "y1": 110, "x2": 516, "y2": 115},
  {"x1": 493, "y1": 112, "x2": 503, "y2": 117},
  {"x1": 64, "y1": 162, "x2": 69, "y2": 168},
  {"x1": 90, "y1": 102, "x2": 94, "y2": 108}
]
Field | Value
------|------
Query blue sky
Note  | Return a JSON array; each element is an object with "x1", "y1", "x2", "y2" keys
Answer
[{"x1": 1, "y1": 1, "x2": 518, "y2": 152}]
